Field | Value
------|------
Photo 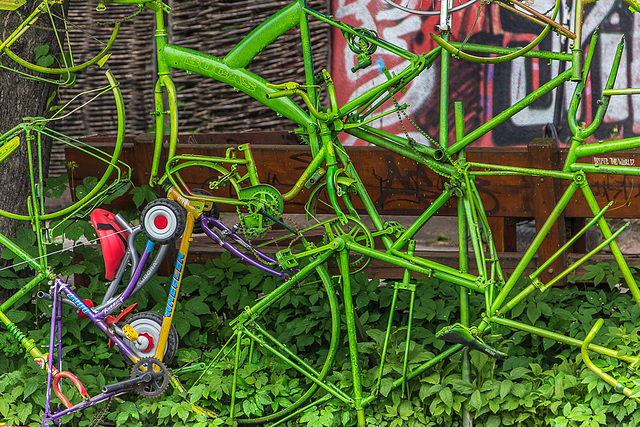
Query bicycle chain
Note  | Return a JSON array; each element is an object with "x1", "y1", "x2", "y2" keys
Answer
[
  {"x1": 280, "y1": 214, "x2": 302, "y2": 250},
  {"x1": 88, "y1": 396, "x2": 113, "y2": 427},
  {"x1": 233, "y1": 196, "x2": 307, "y2": 268},
  {"x1": 391, "y1": 94, "x2": 454, "y2": 179},
  {"x1": 235, "y1": 201, "x2": 277, "y2": 267}
]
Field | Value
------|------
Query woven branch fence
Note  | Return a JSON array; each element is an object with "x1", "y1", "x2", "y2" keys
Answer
[{"x1": 53, "y1": 0, "x2": 330, "y2": 175}]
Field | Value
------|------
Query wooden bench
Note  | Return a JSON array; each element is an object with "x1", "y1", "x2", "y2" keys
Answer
[{"x1": 66, "y1": 132, "x2": 640, "y2": 280}]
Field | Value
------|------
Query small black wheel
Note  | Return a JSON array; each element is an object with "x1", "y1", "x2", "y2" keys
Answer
[
  {"x1": 140, "y1": 199, "x2": 186, "y2": 244},
  {"x1": 190, "y1": 188, "x2": 220, "y2": 234},
  {"x1": 122, "y1": 311, "x2": 179, "y2": 364},
  {"x1": 131, "y1": 357, "x2": 169, "y2": 398}
]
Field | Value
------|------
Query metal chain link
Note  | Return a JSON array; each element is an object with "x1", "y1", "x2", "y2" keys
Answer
[
  {"x1": 234, "y1": 201, "x2": 278, "y2": 267},
  {"x1": 88, "y1": 396, "x2": 114, "y2": 427},
  {"x1": 391, "y1": 94, "x2": 454, "y2": 178}
]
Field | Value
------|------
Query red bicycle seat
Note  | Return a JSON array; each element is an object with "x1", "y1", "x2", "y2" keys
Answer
[{"x1": 90, "y1": 209, "x2": 129, "y2": 280}]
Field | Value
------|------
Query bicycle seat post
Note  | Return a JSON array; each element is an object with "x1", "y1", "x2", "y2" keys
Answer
[{"x1": 570, "y1": 0, "x2": 589, "y2": 81}]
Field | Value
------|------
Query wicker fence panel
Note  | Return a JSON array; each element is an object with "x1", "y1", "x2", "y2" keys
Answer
[
  {"x1": 57, "y1": 3, "x2": 156, "y2": 136},
  {"x1": 55, "y1": 1, "x2": 329, "y2": 136},
  {"x1": 52, "y1": 2, "x2": 156, "y2": 176},
  {"x1": 53, "y1": 1, "x2": 329, "y2": 175},
  {"x1": 167, "y1": 0, "x2": 330, "y2": 133}
]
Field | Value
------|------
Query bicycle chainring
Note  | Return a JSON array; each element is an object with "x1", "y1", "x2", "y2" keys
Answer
[
  {"x1": 131, "y1": 357, "x2": 169, "y2": 398},
  {"x1": 238, "y1": 184, "x2": 284, "y2": 238},
  {"x1": 323, "y1": 216, "x2": 374, "y2": 272}
]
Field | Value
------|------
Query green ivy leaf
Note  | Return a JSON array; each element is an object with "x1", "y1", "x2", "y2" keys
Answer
[
  {"x1": 468, "y1": 390, "x2": 482, "y2": 411},
  {"x1": 610, "y1": 393, "x2": 626, "y2": 404},
  {"x1": 509, "y1": 367, "x2": 530, "y2": 380},
  {"x1": 439, "y1": 387, "x2": 453, "y2": 408},
  {"x1": 527, "y1": 303, "x2": 542, "y2": 324},
  {"x1": 380, "y1": 377, "x2": 393, "y2": 397},
  {"x1": 185, "y1": 296, "x2": 211, "y2": 316},
  {"x1": 34, "y1": 43, "x2": 49, "y2": 58},
  {"x1": 131, "y1": 185, "x2": 158, "y2": 208},
  {"x1": 486, "y1": 414, "x2": 501, "y2": 427},
  {"x1": 36, "y1": 54, "x2": 54, "y2": 68},
  {"x1": 221, "y1": 283, "x2": 240, "y2": 307},
  {"x1": 397, "y1": 400, "x2": 413, "y2": 419},
  {"x1": 450, "y1": 378, "x2": 474, "y2": 395},
  {"x1": 17, "y1": 402, "x2": 32, "y2": 423},
  {"x1": 0, "y1": 397, "x2": 9, "y2": 417}
]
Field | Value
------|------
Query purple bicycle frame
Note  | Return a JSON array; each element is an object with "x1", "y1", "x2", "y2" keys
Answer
[
  {"x1": 201, "y1": 216, "x2": 291, "y2": 279},
  {"x1": 41, "y1": 241, "x2": 157, "y2": 424}
]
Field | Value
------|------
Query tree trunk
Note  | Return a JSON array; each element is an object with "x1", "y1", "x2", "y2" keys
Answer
[{"x1": 0, "y1": 3, "x2": 63, "y2": 242}]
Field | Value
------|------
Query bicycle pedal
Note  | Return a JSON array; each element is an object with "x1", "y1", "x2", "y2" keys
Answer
[{"x1": 436, "y1": 323, "x2": 508, "y2": 360}]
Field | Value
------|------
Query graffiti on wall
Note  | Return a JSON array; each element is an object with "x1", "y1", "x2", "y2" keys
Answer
[{"x1": 331, "y1": 0, "x2": 639, "y2": 147}]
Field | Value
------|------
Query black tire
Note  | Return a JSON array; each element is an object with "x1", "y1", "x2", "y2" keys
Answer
[
  {"x1": 190, "y1": 188, "x2": 220, "y2": 234},
  {"x1": 140, "y1": 199, "x2": 186, "y2": 244},
  {"x1": 122, "y1": 311, "x2": 179, "y2": 364}
]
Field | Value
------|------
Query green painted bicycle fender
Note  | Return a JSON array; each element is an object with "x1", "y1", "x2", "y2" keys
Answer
[
  {"x1": 0, "y1": 0, "x2": 25, "y2": 11},
  {"x1": 225, "y1": 1, "x2": 303, "y2": 69},
  {"x1": 0, "y1": 136, "x2": 19, "y2": 163},
  {"x1": 163, "y1": 44, "x2": 314, "y2": 129}
]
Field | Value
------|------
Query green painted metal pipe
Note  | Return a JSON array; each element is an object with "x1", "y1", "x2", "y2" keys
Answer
[
  {"x1": 391, "y1": 190, "x2": 452, "y2": 251},
  {"x1": 576, "y1": 37, "x2": 625, "y2": 140},
  {"x1": 491, "y1": 317, "x2": 638, "y2": 364},
  {"x1": 362, "y1": 344, "x2": 464, "y2": 407},
  {"x1": 445, "y1": 41, "x2": 571, "y2": 61},
  {"x1": 226, "y1": 1, "x2": 302, "y2": 69},
  {"x1": 375, "y1": 285, "x2": 399, "y2": 395},
  {"x1": 447, "y1": 68, "x2": 574, "y2": 155},
  {"x1": 567, "y1": 31, "x2": 599, "y2": 137},
  {"x1": 468, "y1": 162, "x2": 574, "y2": 180},
  {"x1": 0, "y1": 232, "x2": 44, "y2": 272},
  {"x1": 541, "y1": 222, "x2": 629, "y2": 290},
  {"x1": 573, "y1": 136, "x2": 640, "y2": 159},
  {"x1": 303, "y1": 7, "x2": 419, "y2": 61},
  {"x1": 0, "y1": 272, "x2": 48, "y2": 312},
  {"x1": 339, "y1": 250, "x2": 366, "y2": 427},
  {"x1": 401, "y1": 240, "x2": 416, "y2": 396},
  {"x1": 439, "y1": 31, "x2": 450, "y2": 150},
  {"x1": 501, "y1": 201, "x2": 614, "y2": 315},
  {"x1": 581, "y1": 319, "x2": 640, "y2": 403},
  {"x1": 346, "y1": 126, "x2": 448, "y2": 174},
  {"x1": 345, "y1": 240, "x2": 484, "y2": 292},
  {"x1": 532, "y1": 201, "x2": 614, "y2": 281},
  {"x1": 603, "y1": 88, "x2": 640, "y2": 95},
  {"x1": 491, "y1": 181, "x2": 579, "y2": 312},
  {"x1": 236, "y1": 246, "x2": 336, "y2": 322},
  {"x1": 580, "y1": 183, "x2": 640, "y2": 310},
  {"x1": 571, "y1": 162, "x2": 640, "y2": 176}
]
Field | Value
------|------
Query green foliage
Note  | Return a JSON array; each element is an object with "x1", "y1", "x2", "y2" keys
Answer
[
  {"x1": 34, "y1": 43, "x2": 54, "y2": 68},
  {"x1": 2, "y1": 195, "x2": 640, "y2": 427},
  {"x1": 131, "y1": 184, "x2": 159, "y2": 209}
]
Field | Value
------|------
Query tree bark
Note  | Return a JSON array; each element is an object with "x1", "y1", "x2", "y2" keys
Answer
[
  {"x1": 0, "y1": 3, "x2": 63, "y2": 241},
  {"x1": 0, "y1": 2, "x2": 66, "y2": 304}
]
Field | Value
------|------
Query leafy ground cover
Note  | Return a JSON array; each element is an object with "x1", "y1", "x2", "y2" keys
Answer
[{"x1": 1, "y1": 182, "x2": 640, "y2": 426}]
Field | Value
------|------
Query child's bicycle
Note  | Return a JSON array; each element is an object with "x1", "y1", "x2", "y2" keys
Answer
[
  {"x1": 0, "y1": 45, "x2": 185, "y2": 423},
  {"x1": 5, "y1": 0, "x2": 640, "y2": 425}
]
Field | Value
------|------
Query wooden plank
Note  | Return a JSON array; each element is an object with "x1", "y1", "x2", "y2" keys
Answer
[
  {"x1": 66, "y1": 136, "x2": 640, "y2": 218},
  {"x1": 63, "y1": 133, "x2": 640, "y2": 280},
  {"x1": 529, "y1": 138, "x2": 565, "y2": 283},
  {"x1": 183, "y1": 236, "x2": 640, "y2": 280}
]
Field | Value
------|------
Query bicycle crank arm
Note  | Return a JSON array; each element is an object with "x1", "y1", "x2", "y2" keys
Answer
[
  {"x1": 101, "y1": 373, "x2": 152, "y2": 393},
  {"x1": 257, "y1": 208, "x2": 298, "y2": 234}
]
